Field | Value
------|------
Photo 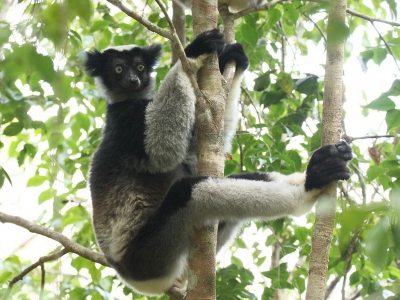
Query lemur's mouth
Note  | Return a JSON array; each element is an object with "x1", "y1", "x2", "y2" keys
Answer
[{"x1": 129, "y1": 77, "x2": 141, "y2": 89}]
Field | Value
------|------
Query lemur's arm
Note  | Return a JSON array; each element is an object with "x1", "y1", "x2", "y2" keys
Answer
[{"x1": 144, "y1": 29, "x2": 226, "y2": 173}]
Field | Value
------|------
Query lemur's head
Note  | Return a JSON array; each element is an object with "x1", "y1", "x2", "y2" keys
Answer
[{"x1": 83, "y1": 44, "x2": 162, "y2": 104}]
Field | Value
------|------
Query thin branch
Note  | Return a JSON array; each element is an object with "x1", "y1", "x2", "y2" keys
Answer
[
  {"x1": 0, "y1": 211, "x2": 109, "y2": 267},
  {"x1": 303, "y1": 13, "x2": 327, "y2": 43},
  {"x1": 344, "y1": 134, "x2": 394, "y2": 143},
  {"x1": 346, "y1": 7, "x2": 400, "y2": 27},
  {"x1": 350, "y1": 162, "x2": 367, "y2": 205},
  {"x1": 341, "y1": 230, "x2": 360, "y2": 300},
  {"x1": 234, "y1": 0, "x2": 291, "y2": 19},
  {"x1": 242, "y1": 86, "x2": 261, "y2": 123},
  {"x1": 370, "y1": 21, "x2": 400, "y2": 72},
  {"x1": 106, "y1": 0, "x2": 171, "y2": 39},
  {"x1": 307, "y1": 0, "x2": 400, "y2": 27},
  {"x1": 1, "y1": 248, "x2": 69, "y2": 300},
  {"x1": 324, "y1": 276, "x2": 339, "y2": 300},
  {"x1": 40, "y1": 263, "x2": 45, "y2": 300}
]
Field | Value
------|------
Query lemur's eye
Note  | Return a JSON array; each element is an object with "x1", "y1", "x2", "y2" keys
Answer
[
  {"x1": 115, "y1": 66, "x2": 123, "y2": 73},
  {"x1": 137, "y1": 64, "x2": 145, "y2": 72}
]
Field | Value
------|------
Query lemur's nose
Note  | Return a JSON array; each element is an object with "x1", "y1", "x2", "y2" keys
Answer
[{"x1": 130, "y1": 75, "x2": 140, "y2": 86}]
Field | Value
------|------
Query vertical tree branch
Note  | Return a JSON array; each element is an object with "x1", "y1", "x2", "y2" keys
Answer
[
  {"x1": 187, "y1": 0, "x2": 225, "y2": 299},
  {"x1": 305, "y1": 0, "x2": 348, "y2": 299},
  {"x1": 172, "y1": 1, "x2": 186, "y2": 66}
]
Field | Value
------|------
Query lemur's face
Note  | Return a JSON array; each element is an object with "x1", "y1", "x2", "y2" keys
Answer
[
  {"x1": 84, "y1": 44, "x2": 162, "y2": 102},
  {"x1": 103, "y1": 51, "x2": 150, "y2": 93}
]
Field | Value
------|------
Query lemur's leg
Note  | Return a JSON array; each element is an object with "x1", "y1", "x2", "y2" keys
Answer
[
  {"x1": 121, "y1": 141, "x2": 352, "y2": 294},
  {"x1": 144, "y1": 29, "x2": 225, "y2": 173},
  {"x1": 218, "y1": 43, "x2": 249, "y2": 153}
]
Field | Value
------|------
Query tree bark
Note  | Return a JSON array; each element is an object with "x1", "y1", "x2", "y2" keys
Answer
[
  {"x1": 305, "y1": 0, "x2": 348, "y2": 299},
  {"x1": 187, "y1": 0, "x2": 225, "y2": 299},
  {"x1": 172, "y1": 1, "x2": 186, "y2": 66}
]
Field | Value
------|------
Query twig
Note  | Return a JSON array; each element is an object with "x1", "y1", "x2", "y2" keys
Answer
[
  {"x1": 303, "y1": 13, "x2": 327, "y2": 43},
  {"x1": 234, "y1": 0, "x2": 291, "y2": 19},
  {"x1": 106, "y1": 0, "x2": 171, "y2": 39},
  {"x1": 0, "y1": 211, "x2": 109, "y2": 267},
  {"x1": 347, "y1": 7, "x2": 400, "y2": 27},
  {"x1": 344, "y1": 134, "x2": 394, "y2": 143},
  {"x1": 242, "y1": 86, "x2": 261, "y2": 123},
  {"x1": 306, "y1": 0, "x2": 400, "y2": 27},
  {"x1": 324, "y1": 276, "x2": 339, "y2": 299},
  {"x1": 370, "y1": 21, "x2": 400, "y2": 72},
  {"x1": 350, "y1": 163, "x2": 367, "y2": 205},
  {"x1": 341, "y1": 230, "x2": 360, "y2": 300},
  {"x1": 1, "y1": 248, "x2": 69, "y2": 300},
  {"x1": 40, "y1": 263, "x2": 45, "y2": 300}
]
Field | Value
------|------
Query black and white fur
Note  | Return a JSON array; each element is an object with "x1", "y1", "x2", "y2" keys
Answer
[
  {"x1": 173, "y1": 0, "x2": 264, "y2": 12},
  {"x1": 84, "y1": 29, "x2": 352, "y2": 296}
]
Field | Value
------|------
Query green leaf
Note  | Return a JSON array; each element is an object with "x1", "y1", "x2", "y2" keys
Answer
[
  {"x1": 67, "y1": 0, "x2": 92, "y2": 22},
  {"x1": 89, "y1": 20, "x2": 110, "y2": 33},
  {"x1": 75, "y1": 112, "x2": 91, "y2": 132},
  {"x1": 260, "y1": 90, "x2": 286, "y2": 107},
  {"x1": 241, "y1": 23, "x2": 258, "y2": 48},
  {"x1": 254, "y1": 72, "x2": 271, "y2": 91},
  {"x1": 385, "y1": 79, "x2": 400, "y2": 96},
  {"x1": 367, "y1": 165, "x2": 384, "y2": 181},
  {"x1": 283, "y1": 3, "x2": 299, "y2": 24},
  {"x1": 41, "y1": 3, "x2": 68, "y2": 46},
  {"x1": 27, "y1": 176, "x2": 49, "y2": 187},
  {"x1": 277, "y1": 72, "x2": 294, "y2": 95},
  {"x1": 364, "y1": 97, "x2": 395, "y2": 111},
  {"x1": 295, "y1": 75, "x2": 318, "y2": 95},
  {"x1": 38, "y1": 188, "x2": 56, "y2": 204},
  {"x1": 268, "y1": 8, "x2": 282, "y2": 28},
  {"x1": 0, "y1": 23, "x2": 12, "y2": 46},
  {"x1": 365, "y1": 217, "x2": 390, "y2": 270},
  {"x1": 3, "y1": 122, "x2": 23, "y2": 136},
  {"x1": 385, "y1": 109, "x2": 400, "y2": 131}
]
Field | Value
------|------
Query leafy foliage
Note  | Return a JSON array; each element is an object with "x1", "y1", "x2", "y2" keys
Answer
[{"x1": 0, "y1": 0, "x2": 399, "y2": 299}]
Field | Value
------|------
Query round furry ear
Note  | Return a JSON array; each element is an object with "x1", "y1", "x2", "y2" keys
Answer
[
  {"x1": 143, "y1": 44, "x2": 162, "y2": 70},
  {"x1": 80, "y1": 49, "x2": 104, "y2": 77}
]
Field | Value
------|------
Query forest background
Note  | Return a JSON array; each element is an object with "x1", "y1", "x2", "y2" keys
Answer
[{"x1": 0, "y1": 0, "x2": 400, "y2": 299}]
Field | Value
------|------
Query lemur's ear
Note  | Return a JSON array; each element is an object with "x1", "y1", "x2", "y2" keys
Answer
[
  {"x1": 82, "y1": 49, "x2": 105, "y2": 77},
  {"x1": 142, "y1": 44, "x2": 162, "y2": 70}
]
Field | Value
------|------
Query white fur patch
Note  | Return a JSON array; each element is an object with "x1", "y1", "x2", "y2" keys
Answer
[
  {"x1": 120, "y1": 253, "x2": 188, "y2": 296},
  {"x1": 102, "y1": 44, "x2": 139, "y2": 52}
]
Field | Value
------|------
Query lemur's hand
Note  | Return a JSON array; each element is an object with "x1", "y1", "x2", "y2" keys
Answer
[
  {"x1": 184, "y1": 28, "x2": 226, "y2": 59},
  {"x1": 218, "y1": 43, "x2": 249, "y2": 74},
  {"x1": 305, "y1": 140, "x2": 353, "y2": 191}
]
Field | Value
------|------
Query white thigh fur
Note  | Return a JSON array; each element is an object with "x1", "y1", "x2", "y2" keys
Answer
[
  {"x1": 223, "y1": 70, "x2": 244, "y2": 153},
  {"x1": 188, "y1": 173, "x2": 320, "y2": 225}
]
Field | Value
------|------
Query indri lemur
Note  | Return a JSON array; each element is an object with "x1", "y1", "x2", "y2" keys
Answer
[{"x1": 83, "y1": 29, "x2": 352, "y2": 296}]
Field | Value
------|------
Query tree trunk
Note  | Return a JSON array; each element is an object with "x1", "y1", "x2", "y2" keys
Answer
[
  {"x1": 305, "y1": 0, "x2": 348, "y2": 299},
  {"x1": 187, "y1": 0, "x2": 225, "y2": 299}
]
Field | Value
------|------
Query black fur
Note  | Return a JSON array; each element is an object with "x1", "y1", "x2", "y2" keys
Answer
[
  {"x1": 185, "y1": 29, "x2": 226, "y2": 58},
  {"x1": 89, "y1": 100, "x2": 150, "y2": 199},
  {"x1": 228, "y1": 171, "x2": 271, "y2": 182},
  {"x1": 85, "y1": 27, "x2": 352, "y2": 296},
  {"x1": 305, "y1": 140, "x2": 353, "y2": 191},
  {"x1": 219, "y1": 43, "x2": 249, "y2": 73}
]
